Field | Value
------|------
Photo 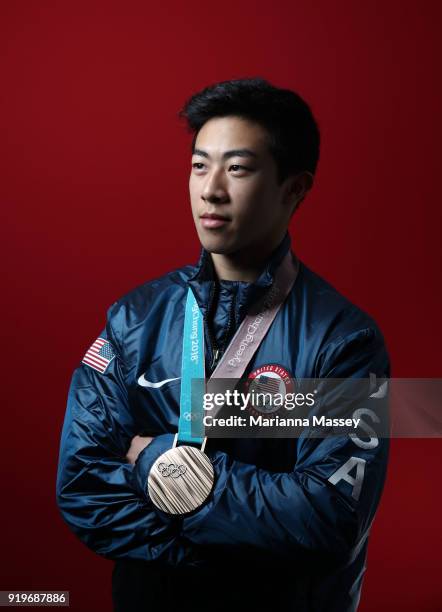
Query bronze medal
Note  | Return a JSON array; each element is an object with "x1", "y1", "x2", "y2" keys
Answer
[{"x1": 148, "y1": 444, "x2": 214, "y2": 515}]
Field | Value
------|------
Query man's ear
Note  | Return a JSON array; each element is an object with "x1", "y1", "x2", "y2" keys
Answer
[{"x1": 284, "y1": 171, "x2": 314, "y2": 215}]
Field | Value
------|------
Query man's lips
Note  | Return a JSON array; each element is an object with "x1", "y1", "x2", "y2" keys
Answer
[{"x1": 200, "y1": 213, "x2": 231, "y2": 229}]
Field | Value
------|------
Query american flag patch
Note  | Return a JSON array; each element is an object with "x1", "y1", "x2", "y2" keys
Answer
[{"x1": 82, "y1": 337, "x2": 115, "y2": 373}]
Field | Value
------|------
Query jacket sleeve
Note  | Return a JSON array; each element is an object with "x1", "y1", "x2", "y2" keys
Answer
[
  {"x1": 56, "y1": 304, "x2": 187, "y2": 563},
  {"x1": 178, "y1": 325, "x2": 390, "y2": 560}
]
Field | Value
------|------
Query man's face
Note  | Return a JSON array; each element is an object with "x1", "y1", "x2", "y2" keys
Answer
[{"x1": 189, "y1": 116, "x2": 293, "y2": 256}]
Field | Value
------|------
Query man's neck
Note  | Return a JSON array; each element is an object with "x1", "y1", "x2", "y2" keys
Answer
[{"x1": 210, "y1": 233, "x2": 287, "y2": 282}]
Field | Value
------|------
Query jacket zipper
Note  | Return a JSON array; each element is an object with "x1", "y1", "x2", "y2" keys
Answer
[
  {"x1": 204, "y1": 282, "x2": 217, "y2": 372},
  {"x1": 207, "y1": 289, "x2": 236, "y2": 372}
]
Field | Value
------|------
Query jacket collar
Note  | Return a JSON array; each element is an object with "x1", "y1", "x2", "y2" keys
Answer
[{"x1": 187, "y1": 232, "x2": 292, "y2": 319}]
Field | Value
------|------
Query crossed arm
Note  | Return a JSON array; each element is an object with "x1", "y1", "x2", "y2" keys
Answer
[{"x1": 57, "y1": 320, "x2": 389, "y2": 564}]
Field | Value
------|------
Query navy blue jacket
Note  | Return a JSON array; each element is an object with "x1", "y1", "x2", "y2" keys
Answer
[{"x1": 56, "y1": 234, "x2": 390, "y2": 611}]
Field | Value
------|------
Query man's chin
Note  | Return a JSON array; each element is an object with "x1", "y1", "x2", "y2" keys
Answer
[
  {"x1": 201, "y1": 244, "x2": 233, "y2": 255},
  {"x1": 197, "y1": 233, "x2": 237, "y2": 255}
]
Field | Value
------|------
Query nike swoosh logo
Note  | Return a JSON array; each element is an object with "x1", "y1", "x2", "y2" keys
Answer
[{"x1": 137, "y1": 375, "x2": 180, "y2": 388}]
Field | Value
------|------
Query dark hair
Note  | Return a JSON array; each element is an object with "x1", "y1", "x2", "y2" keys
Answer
[{"x1": 179, "y1": 77, "x2": 320, "y2": 183}]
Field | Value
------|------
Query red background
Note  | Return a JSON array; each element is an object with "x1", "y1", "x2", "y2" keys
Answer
[{"x1": 1, "y1": 1, "x2": 441, "y2": 610}]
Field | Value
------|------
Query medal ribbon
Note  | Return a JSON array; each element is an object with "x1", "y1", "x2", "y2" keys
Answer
[{"x1": 178, "y1": 251, "x2": 299, "y2": 446}]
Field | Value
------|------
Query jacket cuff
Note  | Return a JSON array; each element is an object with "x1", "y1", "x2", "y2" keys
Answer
[{"x1": 132, "y1": 433, "x2": 175, "y2": 501}]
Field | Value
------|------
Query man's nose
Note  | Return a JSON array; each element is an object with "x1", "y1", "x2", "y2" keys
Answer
[{"x1": 201, "y1": 168, "x2": 229, "y2": 204}]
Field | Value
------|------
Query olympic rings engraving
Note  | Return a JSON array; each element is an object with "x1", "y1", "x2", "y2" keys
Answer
[{"x1": 157, "y1": 462, "x2": 187, "y2": 478}]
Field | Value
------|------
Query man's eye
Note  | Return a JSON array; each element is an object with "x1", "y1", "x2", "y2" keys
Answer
[
  {"x1": 229, "y1": 164, "x2": 249, "y2": 172},
  {"x1": 192, "y1": 162, "x2": 205, "y2": 170}
]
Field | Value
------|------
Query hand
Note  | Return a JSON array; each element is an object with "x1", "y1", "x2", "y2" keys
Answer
[{"x1": 126, "y1": 435, "x2": 154, "y2": 465}]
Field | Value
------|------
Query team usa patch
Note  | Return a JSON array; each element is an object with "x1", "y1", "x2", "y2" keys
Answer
[
  {"x1": 82, "y1": 337, "x2": 115, "y2": 373},
  {"x1": 246, "y1": 364, "x2": 295, "y2": 416}
]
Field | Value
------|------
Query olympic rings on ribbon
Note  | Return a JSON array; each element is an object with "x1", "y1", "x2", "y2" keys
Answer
[{"x1": 157, "y1": 462, "x2": 187, "y2": 478}]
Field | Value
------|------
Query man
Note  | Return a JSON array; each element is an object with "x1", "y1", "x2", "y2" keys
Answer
[{"x1": 56, "y1": 78, "x2": 390, "y2": 611}]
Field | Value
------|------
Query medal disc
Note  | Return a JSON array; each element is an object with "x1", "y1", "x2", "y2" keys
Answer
[{"x1": 147, "y1": 445, "x2": 214, "y2": 515}]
